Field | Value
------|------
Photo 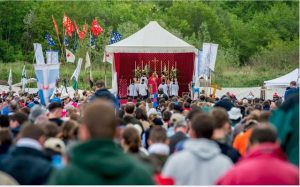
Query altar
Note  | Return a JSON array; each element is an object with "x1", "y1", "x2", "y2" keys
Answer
[{"x1": 105, "y1": 21, "x2": 198, "y2": 98}]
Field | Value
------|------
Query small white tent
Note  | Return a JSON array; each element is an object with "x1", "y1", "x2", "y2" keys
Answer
[
  {"x1": 106, "y1": 21, "x2": 197, "y2": 53},
  {"x1": 264, "y1": 68, "x2": 300, "y2": 88}
]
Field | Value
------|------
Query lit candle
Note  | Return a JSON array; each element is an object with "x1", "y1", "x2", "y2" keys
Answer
[
  {"x1": 142, "y1": 60, "x2": 143, "y2": 70},
  {"x1": 161, "y1": 61, "x2": 162, "y2": 74}
]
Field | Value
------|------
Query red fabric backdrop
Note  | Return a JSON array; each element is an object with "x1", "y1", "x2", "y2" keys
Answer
[{"x1": 114, "y1": 53, "x2": 194, "y2": 98}]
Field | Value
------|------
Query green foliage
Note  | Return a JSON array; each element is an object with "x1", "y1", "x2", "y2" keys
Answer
[{"x1": 0, "y1": 1, "x2": 298, "y2": 87}]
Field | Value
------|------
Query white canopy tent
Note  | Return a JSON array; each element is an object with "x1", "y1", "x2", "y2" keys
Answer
[
  {"x1": 105, "y1": 21, "x2": 198, "y2": 95},
  {"x1": 264, "y1": 68, "x2": 300, "y2": 88},
  {"x1": 106, "y1": 21, "x2": 198, "y2": 54}
]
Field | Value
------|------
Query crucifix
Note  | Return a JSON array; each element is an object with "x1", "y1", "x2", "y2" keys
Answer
[{"x1": 152, "y1": 57, "x2": 159, "y2": 72}]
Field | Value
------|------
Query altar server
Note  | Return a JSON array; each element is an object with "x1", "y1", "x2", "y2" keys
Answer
[
  {"x1": 158, "y1": 80, "x2": 169, "y2": 96},
  {"x1": 138, "y1": 79, "x2": 148, "y2": 100},
  {"x1": 128, "y1": 80, "x2": 138, "y2": 99},
  {"x1": 169, "y1": 79, "x2": 179, "y2": 97}
]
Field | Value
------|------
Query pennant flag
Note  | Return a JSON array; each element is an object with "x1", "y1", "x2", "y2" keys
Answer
[
  {"x1": 91, "y1": 19, "x2": 103, "y2": 37},
  {"x1": 64, "y1": 34, "x2": 69, "y2": 46},
  {"x1": 103, "y1": 52, "x2": 114, "y2": 64},
  {"x1": 63, "y1": 14, "x2": 74, "y2": 37},
  {"x1": 46, "y1": 50, "x2": 59, "y2": 64},
  {"x1": 66, "y1": 49, "x2": 75, "y2": 63},
  {"x1": 21, "y1": 65, "x2": 27, "y2": 92},
  {"x1": 34, "y1": 63, "x2": 60, "y2": 105},
  {"x1": 89, "y1": 69, "x2": 93, "y2": 88},
  {"x1": 74, "y1": 21, "x2": 87, "y2": 40},
  {"x1": 33, "y1": 43, "x2": 45, "y2": 64},
  {"x1": 52, "y1": 15, "x2": 59, "y2": 36},
  {"x1": 45, "y1": 32, "x2": 56, "y2": 46},
  {"x1": 8, "y1": 69, "x2": 12, "y2": 91},
  {"x1": 109, "y1": 31, "x2": 122, "y2": 44},
  {"x1": 90, "y1": 33, "x2": 95, "y2": 49},
  {"x1": 73, "y1": 32, "x2": 78, "y2": 52},
  {"x1": 85, "y1": 51, "x2": 91, "y2": 71},
  {"x1": 70, "y1": 58, "x2": 83, "y2": 90}
]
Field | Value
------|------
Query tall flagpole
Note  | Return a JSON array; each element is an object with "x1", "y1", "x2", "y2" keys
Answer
[
  {"x1": 52, "y1": 15, "x2": 65, "y2": 64},
  {"x1": 104, "y1": 30, "x2": 109, "y2": 87}
]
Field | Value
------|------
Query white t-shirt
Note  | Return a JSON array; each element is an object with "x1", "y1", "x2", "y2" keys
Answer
[
  {"x1": 138, "y1": 83, "x2": 148, "y2": 96},
  {"x1": 169, "y1": 83, "x2": 179, "y2": 96},
  {"x1": 158, "y1": 83, "x2": 168, "y2": 96},
  {"x1": 128, "y1": 84, "x2": 138, "y2": 97}
]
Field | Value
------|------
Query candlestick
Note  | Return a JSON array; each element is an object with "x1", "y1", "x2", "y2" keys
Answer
[
  {"x1": 142, "y1": 60, "x2": 143, "y2": 70},
  {"x1": 135, "y1": 61, "x2": 136, "y2": 76},
  {"x1": 161, "y1": 61, "x2": 162, "y2": 74}
]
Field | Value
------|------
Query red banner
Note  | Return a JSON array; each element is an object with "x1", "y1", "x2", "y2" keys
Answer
[
  {"x1": 52, "y1": 15, "x2": 59, "y2": 36},
  {"x1": 75, "y1": 21, "x2": 87, "y2": 40},
  {"x1": 63, "y1": 14, "x2": 74, "y2": 37},
  {"x1": 91, "y1": 19, "x2": 103, "y2": 37}
]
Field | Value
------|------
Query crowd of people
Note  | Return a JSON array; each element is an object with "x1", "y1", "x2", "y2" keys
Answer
[{"x1": 0, "y1": 80, "x2": 298, "y2": 185}]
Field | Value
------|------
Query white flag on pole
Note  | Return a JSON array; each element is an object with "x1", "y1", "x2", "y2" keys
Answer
[
  {"x1": 33, "y1": 43, "x2": 45, "y2": 64},
  {"x1": 21, "y1": 65, "x2": 27, "y2": 92},
  {"x1": 66, "y1": 49, "x2": 75, "y2": 63},
  {"x1": 71, "y1": 58, "x2": 83, "y2": 81},
  {"x1": 8, "y1": 69, "x2": 12, "y2": 91},
  {"x1": 85, "y1": 51, "x2": 91, "y2": 71},
  {"x1": 202, "y1": 43, "x2": 218, "y2": 72}
]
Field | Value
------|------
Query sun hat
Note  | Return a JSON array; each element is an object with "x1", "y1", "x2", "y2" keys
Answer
[
  {"x1": 44, "y1": 138, "x2": 66, "y2": 154},
  {"x1": 228, "y1": 107, "x2": 243, "y2": 120}
]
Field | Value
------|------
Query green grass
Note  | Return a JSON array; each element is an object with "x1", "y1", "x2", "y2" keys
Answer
[
  {"x1": 212, "y1": 65, "x2": 297, "y2": 87},
  {"x1": 0, "y1": 62, "x2": 112, "y2": 89}
]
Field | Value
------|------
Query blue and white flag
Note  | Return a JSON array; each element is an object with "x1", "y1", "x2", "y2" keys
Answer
[
  {"x1": 45, "y1": 32, "x2": 56, "y2": 46},
  {"x1": 34, "y1": 64, "x2": 60, "y2": 106},
  {"x1": 193, "y1": 50, "x2": 202, "y2": 83},
  {"x1": 200, "y1": 44, "x2": 211, "y2": 79},
  {"x1": 90, "y1": 33, "x2": 95, "y2": 49},
  {"x1": 21, "y1": 65, "x2": 27, "y2": 92},
  {"x1": 109, "y1": 31, "x2": 122, "y2": 44},
  {"x1": 33, "y1": 43, "x2": 45, "y2": 64},
  {"x1": 46, "y1": 50, "x2": 59, "y2": 64},
  {"x1": 64, "y1": 34, "x2": 69, "y2": 47}
]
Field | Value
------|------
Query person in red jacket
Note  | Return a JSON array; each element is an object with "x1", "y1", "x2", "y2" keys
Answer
[{"x1": 217, "y1": 125, "x2": 299, "y2": 185}]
